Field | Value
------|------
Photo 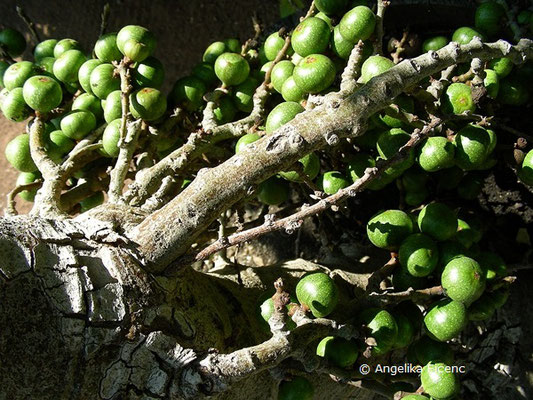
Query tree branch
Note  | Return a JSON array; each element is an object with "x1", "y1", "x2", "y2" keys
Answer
[
  {"x1": 131, "y1": 39, "x2": 533, "y2": 274},
  {"x1": 4, "y1": 180, "x2": 42, "y2": 216},
  {"x1": 16, "y1": 5, "x2": 41, "y2": 44},
  {"x1": 373, "y1": 0, "x2": 389, "y2": 56}
]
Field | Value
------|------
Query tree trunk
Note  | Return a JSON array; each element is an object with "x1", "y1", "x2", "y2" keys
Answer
[{"x1": 0, "y1": 214, "x2": 373, "y2": 399}]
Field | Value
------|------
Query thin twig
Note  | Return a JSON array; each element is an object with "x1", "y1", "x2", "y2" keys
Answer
[
  {"x1": 374, "y1": 0, "x2": 389, "y2": 56},
  {"x1": 340, "y1": 40, "x2": 365, "y2": 93},
  {"x1": 99, "y1": 3, "x2": 111, "y2": 38},
  {"x1": 180, "y1": 117, "x2": 442, "y2": 265},
  {"x1": 4, "y1": 181, "x2": 42, "y2": 216},
  {"x1": 16, "y1": 6, "x2": 40, "y2": 44}
]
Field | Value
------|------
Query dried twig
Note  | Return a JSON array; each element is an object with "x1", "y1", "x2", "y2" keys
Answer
[{"x1": 4, "y1": 180, "x2": 42, "y2": 216}]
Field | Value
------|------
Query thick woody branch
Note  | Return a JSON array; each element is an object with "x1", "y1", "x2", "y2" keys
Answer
[
  {"x1": 131, "y1": 39, "x2": 533, "y2": 273},
  {"x1": 179, "y1": 118, "x2": 440, "y2": 267}
]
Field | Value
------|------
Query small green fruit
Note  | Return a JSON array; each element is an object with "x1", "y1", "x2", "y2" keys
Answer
[
  {"x1": 476, "y1": 252, "x2": 507, "y2": 281},
  {"x1": 52, "y1": 49, "x2": 86, "y2": 83},
  {"x1": 214, "y1": 53, "x2": 250, "y2": 86},
  {"x1": 44, "y1": 129, "x2": 75, "y2": 163},
  {"x1": 134, "y1": 56, "x2": 165, "y2": 88},
  {"x1": 263, "y1": 32, "x2": 294, "y2": 61},
  {"x1": 233, "y1": 77, "x2": 259, "y2": 113},
  {"x1": 296, "y1": 272, "x2": 339, "y2": 318},
  {"x1": 451, "y1": 26, "x2": 485, "y2": 44},
  {"x1": 78, "y1": 59, "x2": 104, "y2": 95},
  {"x1": 265, "y1": 101, "x2": 304, "y2": 133},
  {"x1": 103, "y1": 90, "x2": 122, "y2": 123},
  {"x1": 292, "y1": 54, "x2": 336, "y2": 93},
  {"x1": 102, "y1": 118, "x2": 122, "y2": 157},
  {"x1": 292, "y1": 17, "x2": 331, "y2": 57},
  {"x1": 422, "y1": 36, "x2": 448, "y2": 52},
  {"x1": 339, "y1": 6, "x2": 376, "y2": 42},
  {"x1": 413, "y1": 336, "x2": 454, "y2": 365},
  {"x1": 169, "y1": 76, "x2": 207, "y2": 112},
  {"x1": 22, "y1": 75, "x2": 62, "y2": 113},
  {"x1": 53, "y1": 39, "x2": 81, "y2": 58},
  {"x1": 360, "y1": 55, "x2": 394, "y2": 83},
  {"x1": 279, "y1": 153, "x2": 320, "y2": 182},
  {"x1": 488, "y1": 57, "x2": 513, "y2": 78},
  {"x1": 94, "y1": 32, "x2": 122, "y2": 62},
  {"x1": 421, "y1": 362, "x2": 460, "y2": 400},
  {"x1": 72, "y1": 93, "x2": 103, "y2": 120},
  {"x1": 3, "y1": 61, "x2": 39, "y2": 91},
  {"x1": 441, "y1": 256, "x2": 485, "y2": 305},
  {"x1": 331, "y1": 25, "x2": 356, "y2": 60},
  {"x1": 0, "y1": 28, "x2": 26, "y2": 57},
  {"x1": 213, "y1": 97, "x2": 237, "y2": 124},
  {"x1": 468, "y1": 293, "x2": 496, "y2": 321},
  {"x1": 1, "y1": 87, "x2": 31, "y2": 122},
  {"x1": 116, "y1": 25, "x2": 156, "y2": 62},
  {"x1": 417, "y1": 136, "x2": 455, "y2": 172},
  {"x1": 319, "y1": 171, "x2": 350, "y2": 194},
  {"x1": 257, "y1": 176, "x2": 289, "y2": 205},
  {"x1": 34, "y1": 39, "x2": 58, "y2": 61},
  {"x1": 498, "y1": 77, "x2": 529, "y2": 106},
  {"x1": 278, "y1": 377, "x2": 314, "y2": 400},
  {"x1": 392, "y1": 267, "x2": 427, "y2": 291},
  {"x1": 16, "y1": 171, "x2": 41, "y2": 202},
  {"x1": 316, "y1": 336, "x2": 359, "y2": 367},
  {"x1": 438, "y1": 241, "x2": 466, "y2": 268},
  {"x1": 130, "y1": 87, "x2": 167, "y2": 121},
  {"x1": 203, "y1": 41, "x2": 227, "y2": 64},
  {"x1": 271, "y1": 60, "x2": 295, "y2": 93},
  {"x1": 5, "y1": 134, "x2": 37, "y2": 172},
  {"x1": 424, "y1": 299, "x2": 467, "y2": 342},
  {"x1": 518, "y1": 149, "x2": 533, "y2": 186},
  {"x1": 418, "y1": 203, "x2": 458, "y2": 241},
  {"x1": 453, "y1": 124, "x2": 491, "y2": 170},
  {"x1": 392, "y1": 313, "x2": 415, "y2": 349},
  {"x1": 475, "y1": 1, "x2": 505, "y2": 37},
  {"x1": 483, "y1": 68, "x2": 500, "y2": 98},
  {"x1": 281, "y1": 76, "x2": 306, "y2": 102},
  {"x1": 235, "y1": 133, "x2": 261, "y2": 154},
  {"x1": 399, "y1": 233, "x2": 439, "y2": 277},
  {"x1": 442, "y1": 82, "x2": 475, "y2": 115},
  {"x1": 60, "y1": 110, "x2": 97, "y2": 140},
  {"x1": 359, "y1": 308, "x2": 398, "y2": 355},
  {"x1": 259, "y1": 295, "x2": 296, "y2": 331},
  {"x1": 90, "y1": 63, "x2": 121, "y2": 99},
  {"x1": 315, "y1": 0, "x2": 348, "y2": 15},
  {"x1": 379, "y1": 95, "x2": 415, "y2": 128},
  {"x1": 366, "y1": 209, "x2": 414, "y2": 250},
  {"x1": 191, "y1": 62, "x2": 217, "y2": 86}
]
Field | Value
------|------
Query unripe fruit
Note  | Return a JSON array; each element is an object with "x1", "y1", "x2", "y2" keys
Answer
[
  {"x1": 488, "y1": 57, "x2": 513, "y2": 78},
  {"x1": 60, "y1": 110, "x2": 97, "y2": 140},
  {"x1": 379, "y1": 95, "x2": 414, "y2": 128},
  {"x1": 265, "y1": 101, "x2": 304, "y2": 133},
  {"x1": 34, "y1": 39, "x2": 58, "y2": 61},
  {"x1": 271, "y1": 60, "x2": 294, "y2": 93},
  {"x1": 5, "y1": 134, "x2": 37, "y2": 172},
  {"x1": 278, "y1": 377, "x2": 314, "y2": 400},
  {"x1": 259, "y1": 295, "x2": 296, "y2": 331},
  {"x1": 0, "y1": 28, "x2": 26, "y2": 57},
  {"x1": 134, "y1": 56, "x2": 165, "y2": 88},
  {"x1": 392, "y1": 313, "x2": 415, "y2": 349},
  {"x1": 475, "y1": 1, "x2": 505, "y2": 37},
  {"x1": 316, "y1": 336, "x2": 358, "y2": 367},
  {"x1": 214, "y1": 53, "x2": 250, "y2": 86},
  {"x1": 263, "y1": 32, "x2": 294, "y2": 61},
  {"x1": 22, "y1": 75, "x2": 63, "y2": 113},
  {"x1": 331, "y1": 25, "x2": 355, "y2": 60},
  {"x1": 256, "y1": 176, "x2": 289, "y2": 205},
  {"x1": 103, "y1": 90, "x2": 122, "y2": 123},
  {"x1": 281, "y1": 76, "x2": 306, "y2": 102},
  {"x1": 315, "y1": 12, "x2": 333, "y2": 29},
  {"x1": 213, "y1": 97, "x2": 237, "y2": 124},
  {"x1": 279, "y1": 153, "x2": 320, "y2": 182},
  {"x1": 233, "y1": 77, "x2": 259, "y2": 113},
  {"x1": 169, "y1": 76, "x2": 207, "y2": 112},
  {"x1": 72, "y1": 93, "x2": 103, "y2": 120},
  {"x1": 16, "y1": 171, "x2": 41, "y2": 202},
  {"x1": 451, "y1": 26, "x2": 485, "y2": 44},
  {"x1": 203, "y1": 41, "x2": 227, "y2": 64},
  {"x1": 366, "y1": 209, "x2": 414, "y2": 250},
  {"x1": 421, "y1": 362, "x2": 460, "y2": 400},
  {"x1": 1, "y1": 87, "x2": 31, "y2": 122},
  {"x1": 376, "y1": 128, "x2": 414, "y2": 171},
  {"x1": 339, "y1": 6, "x2": 376, "y2": 43},
  {"x1": 418, "y1": 203, "x2": 458, "y2": 242},
  {"x1": 53, "y1": 39, "x2": 81, "y2": 58},
  {"x1": 235, "y1": 133, "x2": 261, "y2": 154},
  {"x1": 3, "y1": 61, "x2": 39, "y2": 91},
  {"x1": 292, "y1": 17, "x2": 331, "y2": 57},
  {"x1": 36, "y1": 57, "x2": 55, "y2": 76},
  {"x1": 392, "y1": 267, "x2": 427, "y2": 291},
  {"x1": 518, "y1": 149, "x2": 533, "y2": 186},
  {"x1": 45, "y1": 129, "x2": 75, "y2": 163},
  {"x1": 116, "y1": 25, "x2": 156, "y2": 62},
  {"x1": 424, "y1": 299, "x2": 467, "y2": 342},
  {"x1": 360, "y1": 55, "x2": 394, "y2": 83},
  {"x1": 498, "y1": 77, "x2": 529, "y2": 106},
  {"x1": 80, "y1": 192, "x2": 105, "y2": 213},
  {"x1": 483, "y1": 68, "x2": 499, "y2": 98},
  {"x1": 78, "y1": 59, "x2": 104, "y2": 95},
  {"x1": 438, "y1": 240, "x2": 466, "y2": 268},
  {"x1": 441, "y1": 256, "x2": 485, "y2": 305},
  {"x1": 453, "y1": 124, "x2": 491, "y2": 170},
  {"x1": 102, "y1": 118, "x2": 122, "y2": 157},
  {"x1": 442, "y1": 82, "x2": 475, "y2": 115},
  {"x1": 94, "y1": 32, "x2": 122, "y2": 62},
  {"x1": 130, "y1": 87, "x2": 167, "y2": 121},
  {"x1": 401, "y1": 396, "x2": 429, "y2": 400},
  {"x1": 417, "y1": 136, "x2": 455, "y2": 172},
  {"x1": 319, "y1": 171, "x2": 350, "y2": 194},
  {"x1": 191, "y1": 62, "x2": 217, "y2": 86},
  {"x1": 90, "y1": 63, "x2": 121, "y2": 99},
  {"x1": 413, "y1": 336, "x2": 454, "y2": 365},
  {"x1": 468, "y1": 293, "x2": 496, "y2": 321},
  {"x1": 359, "y1": 308, "x2": 398, "y2": 355},
  {"x1": 315, "y1": 0, "x2": 348, "y2": 15},
  {"x1": 296, "y1": 272, "x2": 338, "y2": 318},
  {"x1": 399, "y1": 233, "x2": 439, "y2": 277},
  {"x1": 454, "y1": 218, "x2": 480, "y2": 249},
  {"x1": 293, "y1": 54, "x2": 336, "y2": 93},
  {"x1": 476, "y1": 252, "x2": 507, "y2": 281},
  {"x1": 422, "y1": 36, "x2": 448, "y2": 52}
]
